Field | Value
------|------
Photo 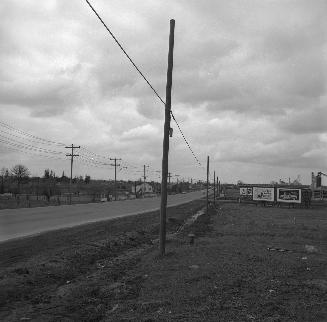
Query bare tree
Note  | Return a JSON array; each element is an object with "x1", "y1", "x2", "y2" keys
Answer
[
  {"x1": 0, "y1": 167, "x2": 7, "y2": 177},
  {"x1": 0, "y1": 167, "x2": 7, "y2": 193},
  {"x1": 11, "y1": 164, "x2": 30, "y2": 192}
]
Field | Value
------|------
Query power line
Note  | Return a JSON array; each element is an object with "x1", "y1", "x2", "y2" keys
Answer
[
  {"x1": 0, "y1": 129, "x2": 198, "y2": 176},
  {"x1": 0, "y1": 136, "x2": 65, "y2": 156},
  {"x1": 170, "y1": 112, "x2": 201, "y2": 166},
  {"x1": 0, "y1": 142, "x2": 68, "y2": 162},
  {"x1": 84, "y1": 0, "x2": 164, "y2": 105},
  {"x1": 0, "y1": 121, "x2": 66, "y2": 147},
  {"x1": 79, "y1": 146, "x2": 113, "y2": 161},
  {"x1": 0, "y1": 136, "x2": 112, "y2": 169},
  {"x1": 76, "y1": 155, "x2": 109, "y2": 168},
  {"x1": 77, "y1": 151, "x2": 111, "y2": 165},
  {"x1": 83, "y1": 0, "x2": 201, "y2": 167},
  {"x1": 0, "y1": 120, "x2": 119, "y2": 169},
  {"x1": 0, "y1": 129, "x2": 62, "y2": 146}
]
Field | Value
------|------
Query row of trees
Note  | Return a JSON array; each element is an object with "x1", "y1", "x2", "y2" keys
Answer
[
  {"x1": 1, "y1": 164, "x2": 195, "y2": 197},
  {"x1": 1, "y1": 165, "x2": 91, "y2": 182},
  {"x1": 43, "y1": 169, "x2": 91, "y2": 184},
  {"x1": 1, "y1": 164, "x2": 92, "y2": 194}
]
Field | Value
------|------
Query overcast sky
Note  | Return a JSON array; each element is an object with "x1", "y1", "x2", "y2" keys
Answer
[{"x1": 0, "y1": 0, "x2": 326, "y2": 184}]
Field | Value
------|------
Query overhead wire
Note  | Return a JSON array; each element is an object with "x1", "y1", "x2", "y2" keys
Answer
[
  {"x1": 79, "y1": 146, "x2": 113, "y2": 161},
  {"x1": 0, "y1": 122, "x2": 118, "y2": 170},
  {"x1": 0, "y1": 121, "x2": 117, "y2": 167},
  {"x1": 84, "y1": 0, "x2": 201, "y2": 167},
  {"x1": 0, "y1": 135, "x2": 65, "y2": 156},
  {"x1": 0, "y1": 139, "x2": 67, "y2": 162},
  {"x1": 84, "y1": 0, "x2": 165, "y2": 106},
  {"x1": 0, "y1": 121, "x2": 66, "y2": 147},
  {"x1": 0, "y1": 128, "x2": 62, "y2": 146},
  {"x1": 170, "y1": 113, "x2": 201, "y2": 166}
]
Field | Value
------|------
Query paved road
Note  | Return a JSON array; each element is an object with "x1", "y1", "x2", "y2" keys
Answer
[{"x1": 0, "y1": 190, "x2": 206, "y2": 242}]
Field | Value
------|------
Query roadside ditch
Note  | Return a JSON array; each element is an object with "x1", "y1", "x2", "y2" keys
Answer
[{"x1": 0, "y1": 199, "x2": 206, "y2": 321}]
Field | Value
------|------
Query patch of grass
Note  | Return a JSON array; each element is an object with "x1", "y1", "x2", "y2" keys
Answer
[
  {"x1": 0, "y1": 200, "x2": 205, "y2": 321},
  {"x1": 1, "y1": 201, "x2": 326, "y2": 321},
  {"x1": 106, "y1": 203, "x2": 327, "y2": 321}
]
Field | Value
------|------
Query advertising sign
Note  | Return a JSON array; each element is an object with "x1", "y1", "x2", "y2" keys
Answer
[
  {"x1": 253, "y1": 187, "x2": 274, "y2": 202},
  {"x1": 277, "y1": 188, "x2": 301, "y2": 203},
  {"x1": 240, "y1": 187, "x2": 252, "y2": 196}
]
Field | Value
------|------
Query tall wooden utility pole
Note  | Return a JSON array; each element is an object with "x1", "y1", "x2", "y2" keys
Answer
[
  {"x1": 110, "y1": 157, "x2": 121, "y2": 201},
  {"x1": 206, "y1": 156, "x2": 209, "y2": 214},
  {"x1": 213, "y1": 170, "x2": 216, "y2": 206},
  {"x1": 65, "y1": 144, "x2": 80, "y2": 186},
  {"x1": 159, "y1": 19, "x2": 175, "y2": 256},
  {"x1": 65, "y1": 144, "x2": 80, "y2": 203},
  {"x1": 142, "y1": 165, "x2": 149, "y2": 196},
  {"x1": 168, "y1": 172, "x2": 172, "y2": 184}
]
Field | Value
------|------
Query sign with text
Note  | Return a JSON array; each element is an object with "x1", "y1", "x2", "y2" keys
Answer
[
  {"x1": 277, "y1": 188, "x2": 301, "y2": 203},
  {"x1": 240, "y1": 187, "x2": 252, "y2": 196},
  {"x1": 253, "y1": 187, "x2": 274, "y2": 202}
]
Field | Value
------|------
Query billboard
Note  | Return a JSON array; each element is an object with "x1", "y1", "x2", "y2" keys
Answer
[
  {"x1": 253, "y1": 187, "x2": 274, "y2": 202},
  {"x1": 277, "y1": 188, "x2": 301, "y2": 203},
  {"x1": 240, "y1": 187, "x2": 252, "y2": 196}
]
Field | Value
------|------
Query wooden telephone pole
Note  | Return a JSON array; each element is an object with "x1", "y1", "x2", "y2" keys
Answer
[
  {"x1": 65, "y1": 144, "x2": 80, "y2": 203},
  {"x1": 143, "y1": 165, "x2": 147, "y2": 184},
  {"x1": 213, "y1": 170, "x2": 216, "y2": 206},
  {"x1": 142, "y1": 165, "x2": 149, "y2": 196},
  {"x1": 168, "y1": 172, "x2": 172, "y2": 184},
  {"x1": 206, "y1": 156, "x2": 209, "y2": 214},
  {"x1": 110, "y1": 158, "x2": 121, "y2": 201},
  {"x1": 65, "y1": 144, "x2": 80, "y2": 186},
  {"x1": 159, "y1": 19, "x2": 175, "y2": 256}
]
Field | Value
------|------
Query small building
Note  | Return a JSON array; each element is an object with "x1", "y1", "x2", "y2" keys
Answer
[{"x1": 311, "y1": 172, "x2": 327, "y2": 200}]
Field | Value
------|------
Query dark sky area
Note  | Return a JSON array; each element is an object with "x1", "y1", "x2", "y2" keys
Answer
[{"x1": 0, "y1": 0, "x2": 326, "y2": 184}]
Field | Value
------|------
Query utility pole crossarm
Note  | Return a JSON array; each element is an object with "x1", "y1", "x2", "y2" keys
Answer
[
  {"x1": 110, "y1": 157, "x2": 122, "y2": 201},
  {"x1": 65, "y1": 144, "x2": 80, "y2": 204}
]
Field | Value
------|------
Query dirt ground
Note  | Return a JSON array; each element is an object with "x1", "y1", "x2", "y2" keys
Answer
[
  {"x1": 0, "y1": 201, "x2": 326, "y2": 321},
  {"x1": 0, "y1": 196, "x2": 96, "y2": 210}
]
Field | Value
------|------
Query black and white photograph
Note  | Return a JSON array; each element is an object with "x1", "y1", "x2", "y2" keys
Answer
[{"x1": 0, "y1": 1, "x2": 326, "y2": 321}]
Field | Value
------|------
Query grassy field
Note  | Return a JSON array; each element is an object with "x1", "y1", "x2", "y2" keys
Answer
[{"x1": 0, "y1": 201, "x2": 326, "y2": 321}]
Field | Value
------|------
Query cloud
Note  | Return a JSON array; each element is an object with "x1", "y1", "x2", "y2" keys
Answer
[
  {"x1": 121, "y1": 124, "x2": 159, "y2": 140},
  {"x1": 278, "y1": 106, "x2": 327, "y2": 135},
  {"x1": 0, "y1": 0, "x2": 326, "y2": 183}
]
